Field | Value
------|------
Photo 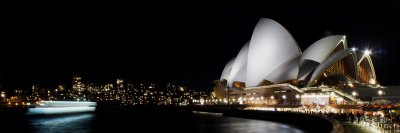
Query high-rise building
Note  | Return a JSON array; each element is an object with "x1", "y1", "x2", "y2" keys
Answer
[
  {"x1": 72, "y1": 75, "x2": 82, "y2": 92},
  {"x1": 30, "y1": 85, "x2": 40, "y2": 101},
  {"x1": 72, "y1": 75, "x2": 83, "y2": 100},
  {"x1": 116, "y1": 79, "x2": 124, "y2": 88},
  {"x1": 57, "y1": 85, "x2": 67, "y2": 100},
  {"x1": 116, "y1": 78, "x2": 124, "y2": 101}
]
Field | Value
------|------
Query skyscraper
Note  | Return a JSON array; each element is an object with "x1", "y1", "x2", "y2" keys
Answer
[
  {"x1": 116, "y1": 78, "x2": 124, "y2": 101},
  {"x1": 72, "y1": 75, "x2": 83, "y2": 100}
]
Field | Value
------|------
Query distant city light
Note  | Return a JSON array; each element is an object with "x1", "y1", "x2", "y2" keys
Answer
[{"x1": 351, "y1": 47, "x2": 357, "y2": 51}]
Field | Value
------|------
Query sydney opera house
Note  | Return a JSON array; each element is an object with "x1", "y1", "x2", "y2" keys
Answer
[{"x1": 215, "y1": 18, "x2": 384, "y2": 106}]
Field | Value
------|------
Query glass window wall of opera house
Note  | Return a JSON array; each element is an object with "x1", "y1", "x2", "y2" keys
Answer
[{"x1": 210, "y1": 18, "x2": 400, "y2": 109}]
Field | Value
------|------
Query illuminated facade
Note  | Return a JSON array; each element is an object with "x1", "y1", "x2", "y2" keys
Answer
[{"x1": 219, "y1": 18, "x2": 379, "y2": 104}]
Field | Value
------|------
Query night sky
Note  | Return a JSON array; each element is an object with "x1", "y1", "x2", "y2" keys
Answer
[{"x1": 1, "y1": 1, "x2": 399, "y2": 90}]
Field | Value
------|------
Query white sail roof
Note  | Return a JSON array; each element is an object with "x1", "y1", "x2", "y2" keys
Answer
[
  {"x1": 220, "y1": 18, "x2": 379, "y2": 88},
  {"x1": 298, "y1": 35, "x2": 347, "y2": 80},
  {"x1": 301, "y1": 35, "x2": 347, "y2": 64},
  {"x1": 357, "y1": 53, "x2": 377, "y2": 84},
  {"x1": 246, "y1": 18, "x2": 301, "y2": 87},
  {"x1": 306, "y1": 49, "x2": 356, "y2": 86},
  {"x1": 220, "y1": 58, "x2": 235, "y2": 81},
  {"x1": 227, "y1": 42, "x2": 249, "y2": 86},
  {"x1": 265, "y1": 55, "x2": 300, "y2": 83}
]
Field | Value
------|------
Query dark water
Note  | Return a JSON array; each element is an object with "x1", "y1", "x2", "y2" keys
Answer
[{"x1": 0, "y1": 111, "x2": 304, "y2": 133}]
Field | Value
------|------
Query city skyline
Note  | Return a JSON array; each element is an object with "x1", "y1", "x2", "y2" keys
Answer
[
  {"x1": 2, "y1": 1, "x2": 399, "y2": 91},
  {"x1": 1, "y1": 74, "x2": 211, "y2": 108},
  {"x1": 1, "y1": 74, "x2": 207, "y2": 91}
]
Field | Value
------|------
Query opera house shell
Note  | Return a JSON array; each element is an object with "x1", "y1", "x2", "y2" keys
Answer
[
  {"x1": 221, "y1": 18, "x2": 377, "y2": 88},
  {"x1": 218, "y1": 18, "x2": 379, "y2": 103}
]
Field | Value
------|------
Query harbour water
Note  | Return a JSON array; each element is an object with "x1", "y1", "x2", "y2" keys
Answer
[{"x1": 0, "y1": 108, "x2": 304, "y2": 133}]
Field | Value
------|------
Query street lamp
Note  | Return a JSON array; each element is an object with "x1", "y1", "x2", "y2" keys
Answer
[
  {"x1": 269, "y1": 96, "x2": 275, "y2": 105},
  {"x1": 282, "y1": 95, "x2": 287, "y2": 104},
  {"x1": 295, "y1": 94, "x2": 300, "y2": 99},
  {"x1": 295, "y1": 94, "x2": 300, "y2": 105},
  {"x1": 378, "y1": 90, "x2": 383, "y2": 96},
  {"x1": 225, "y1": 82, "x2": 229, "y2": 105},
  {"x1": 352, "y1": 91, "x2": 357, "y2": 96},
  {"x1": 351, "y1": 92, "x2": 358, "y2": 104},
  {"x1": 0, "y1": 92, "x2": 5, "y2": 98}
]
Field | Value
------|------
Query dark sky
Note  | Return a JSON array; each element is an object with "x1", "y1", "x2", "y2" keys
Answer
[{"x1": 1, "y1": 1, "x2": 399, "y2": 90}]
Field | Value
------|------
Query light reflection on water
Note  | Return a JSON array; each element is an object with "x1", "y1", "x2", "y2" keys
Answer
[
  {"x1": 28, "y1": 114, "x2": 94, "y2": 133},
  {"x1": 1, "y1": 112, "x2": 304, "y2": 133},
  {"x1": 192, "y1": 111, "x2": 304, "y2": 133},
  {"x1": 199, "y1": 117, "x2": 304, "y2": 133}
]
